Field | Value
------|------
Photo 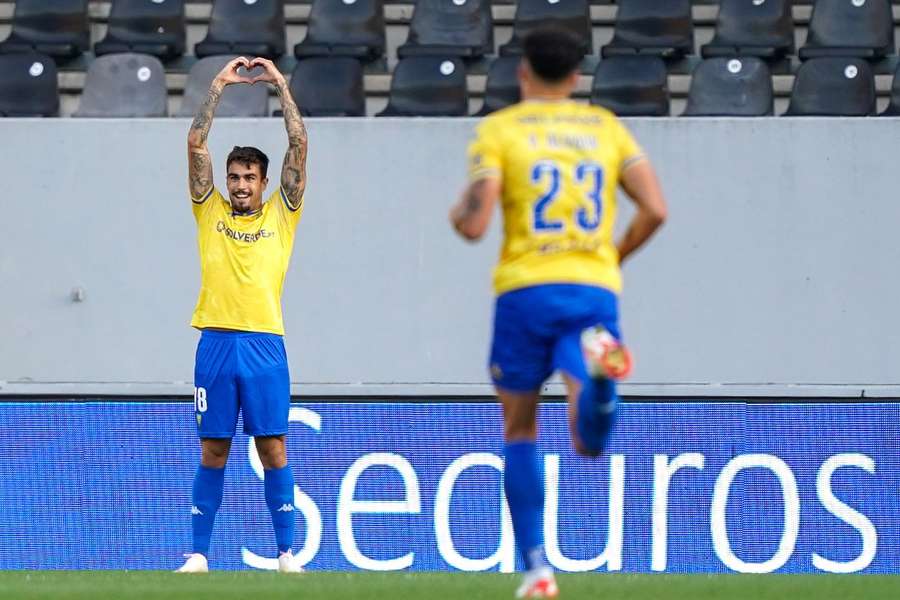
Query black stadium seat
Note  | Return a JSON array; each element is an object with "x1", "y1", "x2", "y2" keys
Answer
[
  {"x1": 702, "y1": 0, "x2": 794, "y2": 61},
  {"x1": 195, "y1": 0, "x2": 285, "y2": 59},
  {"x1": 294, "y1": 0, "x2": 384, "y2": 62},
  {"x1": 785, "y1": 57, "x2": 875, "y2": 116},
  {"x1": 378, "y1": 57, "x2": 468, "y2": 117},
  {"x1": 0, "y1": 53, "x2": 58, "y2": 117},
  {"x1": 880, "y1": 64, "x2": 900, "y2": 116},
  {"x1": 499, "y1": 0, "x2": 591, "y2": 57},
  {"x1": 0, "y1": 0, "x2": 90, "y2": 60},
  {"x1": 177, "y1": 55, "x2": 268, "y2": 117},
  {"x1": 477, "y1": 56, "x2": 521, "y2": 116},
  {"x1": 94, "y1": 0, "x2": 186, "y2": 61},
  {"x1": 74, "y1": 53, "x2": 168, "y2": 118},
  {"x1": 591, "y1": 56, "x2": 669, "y2": 116},
  {"x1": 602, "y1": 0, "x2": 693, "y2": 60},
  {"x1": 683, "y1": 57, "x2": 773, "y2": 117},
  {"x1": 799, "y1": 0, "x2": 895, "y2": 60},
  {"x1": 398, "y1": 0, "x2": 493, "y2": 59},
  {"x1": 290, "y1": 57, "x2": 365, "y2": 117}
]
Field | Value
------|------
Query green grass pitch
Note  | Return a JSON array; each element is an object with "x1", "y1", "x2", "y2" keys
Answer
[{"x1": 0, "y1": 572, "x2": 897, "y2": 600}]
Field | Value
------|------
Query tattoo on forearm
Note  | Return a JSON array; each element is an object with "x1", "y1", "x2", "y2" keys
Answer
[
  {"x1": 187, "y1": 83, "x2": 222, "y2": 199},
  {"x1": 276, "y1": 82, "x2": 308, "y2": 209},
  {"x1": 189, "y1": 85, "x2": 222, "y2": 146}
]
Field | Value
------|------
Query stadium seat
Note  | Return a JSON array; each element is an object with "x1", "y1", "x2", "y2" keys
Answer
[
  {"x1": 294, "y1": 0, "x2": 384, "y2": 63},
  {"x1": 378, "y1": 57, "x2": 468, "y2": 117},
  {"x1": 0, "y1": 0, "x2": 90, "y2": 60},
  {"x1": 683, "y1": 57, "x2": 773, "y2": 116},
  {"x1": 74, "y1": 53, "x2": 168, "y2": 118},
  {"x1": 499, "y1": 0, "x2": 591, "y2": 57},
  {"x1": 602, "y1": 0, "x2": 694, "y2": 60},
  {"x1": 799, "y1": 0, "x2": 895, "y2": 60},
  {"x1": 177, "y1": 55, "x2": 268, "y2": 117},
  {"x1": 785, "y1": 57, "x2": 875, "y2": 116},
  {"x1": 701, "y1": 0, "x2": 794, "y2": 60},
  {"x1": 195, "y1": 0, "x2": 285, "y2": 59},
  {"x1": 590, "y1": 56, "x2": 669, "y2": 116},
  {"x1": 477, "y1": 56, "x2": 521, "y2": 116},
  {"x1": 94, "y1": 0, "x2": 186, "y2": 61},
  {"x1": 880, "y1": 64, "x2": 900, "y2": 116},
  {"x1": 289, "y1": 57, "x2": 365, "y2": 117},
  {"x1": 0, "y1": 53, "x2": 58, "y2": 117},
  {"x1": 398, "y1": 0, "x2": 493, "y2": 59}
]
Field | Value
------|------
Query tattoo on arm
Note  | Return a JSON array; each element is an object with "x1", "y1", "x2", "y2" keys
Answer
[
  {"x1": 461, "y1": 183, "x2": 485, "y2": 220},
  {"x1": 187, "y1": 83, "x2": 223, "y2": 199},
  {"x1": 189, "y1": 150, "x2": 213, "y2": 200},
  {"x1": 275, "y1": 82, "x2": 308, "y2": 209}
]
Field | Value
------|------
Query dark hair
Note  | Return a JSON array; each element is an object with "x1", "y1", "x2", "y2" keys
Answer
[
  {"x1": 226, "y1": 146, "x2": 269, "y2": 178},
  {"x1": 523, "y1": 27, "x2": 585, "y2": 84}
]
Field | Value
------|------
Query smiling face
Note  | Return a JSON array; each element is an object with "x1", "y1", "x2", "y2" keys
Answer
[{"x1": 226, "y1": 160, "x2": 268, "y2": 213}]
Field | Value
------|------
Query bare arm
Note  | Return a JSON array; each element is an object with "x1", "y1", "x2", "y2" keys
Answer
[
  {"x1": 251, "y1": 58, "x2": 308, "y2": 210},
  {"x1": 616, "y1": 159, "x2": 668, "y2": 264},
  {"x1": 449, "y1": 178, "x2": 501, "y2": 242},
  {"x1": 187, "y1": 57, "x2": 251, "y2": 200}
]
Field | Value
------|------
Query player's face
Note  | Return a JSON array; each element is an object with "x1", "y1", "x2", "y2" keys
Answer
[{"x1": 226, "y1": 162, "x2": 268, "y2": 213}]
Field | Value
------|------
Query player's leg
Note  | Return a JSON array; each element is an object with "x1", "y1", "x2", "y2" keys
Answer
[
  {"x1": 254, "y1": 434, "x2": 298, "y2": 572},
  {"x1": 490, "y1": 288, "x2": 557, "y2": 598},
  {"x1": 553, "y1": 287, "x2": 625, "y2": 457},
  {"x1": 237, "y1": 333, "x2": 300, "y2": 573},
  {"x1": 179, "y1": 331, "x2": 240, "y2": 573}
]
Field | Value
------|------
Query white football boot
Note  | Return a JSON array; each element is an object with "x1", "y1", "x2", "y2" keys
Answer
[
  {"x1": 515, "y1": 566, "x2": 559, "y2": 599},
  {"x1": 175, "y1": 553, "x2": 208, "y2": 573},
  {"x1": 278, "y1": 550, "x2": 304, "y2": 574}
]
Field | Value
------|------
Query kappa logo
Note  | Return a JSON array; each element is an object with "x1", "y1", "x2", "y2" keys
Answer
[
  {"x1": 276, "y1": 504, "x2": 295, "y2": 513},
  {"x1": 191, "y1": 505, "x2": 204, "y2": 516}
]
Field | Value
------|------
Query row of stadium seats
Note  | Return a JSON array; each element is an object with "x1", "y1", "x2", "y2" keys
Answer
[
  {"x1": 3, "y1": 52, "x2": 898, "y2": 117},
  {"x1": 1, "y1": 0, "x2": 900, "y2": 64}
]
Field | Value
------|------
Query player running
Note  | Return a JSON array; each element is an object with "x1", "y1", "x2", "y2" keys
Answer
[
  {"x1": 449, "y1": 28, "x2": 667, "y2": 598},
  {"x1": 176, "y1": 57, "x2": 308, "y2": 574}
]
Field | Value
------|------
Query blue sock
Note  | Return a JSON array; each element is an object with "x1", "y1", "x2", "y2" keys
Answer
[
  {"x1": 504, "y1": 441, "x2": 545, "y2": 571},
  {"x1": 264, "y1": 465, "x2": 296, "y2": 554},
  {"x1": 577, "y1": 377, "x2": 618, "y2": 455},
  {"x1": 191, "y1": 465, "x2": 225, "y2": 556}
]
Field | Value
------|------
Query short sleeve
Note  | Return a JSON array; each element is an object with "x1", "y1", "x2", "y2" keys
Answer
[
  {"x1": 611, "y1": 117, "x2": 646, "y2": 172},
  {"x1": 273, "y1": 187, "x2": 303, "y2": 234},
  {"x1": 467, "y1": 119, "x2": 503, "y2": 181},
  {"x1": 191, "y1": 186, "x2": 219, "y2": 224}
]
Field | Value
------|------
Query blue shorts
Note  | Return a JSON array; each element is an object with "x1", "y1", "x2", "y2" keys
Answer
[
  {"x1": 193, "y1": 330, "x2": 291, "y2": 438},
  {"x1": 489, "y1": 284, "x2": 621, "y2": 392}
]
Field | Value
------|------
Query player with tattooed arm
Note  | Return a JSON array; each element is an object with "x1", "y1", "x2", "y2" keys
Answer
[{"x1": 176, "y1": 57, "x2": 309, "y2": 573}]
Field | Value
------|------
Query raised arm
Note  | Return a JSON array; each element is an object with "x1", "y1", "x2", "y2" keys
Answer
[
  {"x1": 251, "y1": 58, "x2": 308, "y2": 210},
  {"x1": 187, "y1": 57, "x2": 251, "y2": 200}
]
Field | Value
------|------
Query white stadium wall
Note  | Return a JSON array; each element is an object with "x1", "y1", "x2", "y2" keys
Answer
[{"x1": 1, "y1": 118, "x2": 898, "y2": 397}]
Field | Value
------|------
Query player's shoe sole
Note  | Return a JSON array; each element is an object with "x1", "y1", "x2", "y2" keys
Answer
[{"x1": 580, "y1": 326, "x2": 633, "y2": 381}]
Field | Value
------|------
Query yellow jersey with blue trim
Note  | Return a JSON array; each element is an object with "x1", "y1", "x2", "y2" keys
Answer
[
  {"x1": 467, "y1": 100, "x2": 645, "y2": 296},
  {"x1": 190, "y1": 186, "x2": 303, "y2": 335}
]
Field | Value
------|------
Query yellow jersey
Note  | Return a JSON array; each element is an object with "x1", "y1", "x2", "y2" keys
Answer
[
  {"x1": 190, "y1": 187, "x2": 303, "y2": 335},
  {"x1": 467, "y1": 100, "x2": 645, "y2": 296}
]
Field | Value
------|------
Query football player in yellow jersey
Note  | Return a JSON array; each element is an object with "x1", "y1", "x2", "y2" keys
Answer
[
  {"x1": 176, "y1": 57, "x2": 307, "y2": 574},
  {"x1": 450, "y1": 29, "x2": 667, "y2": 598}
]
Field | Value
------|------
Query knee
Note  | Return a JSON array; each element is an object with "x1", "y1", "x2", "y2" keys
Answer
[
  {"x1": 256, "y1": 437, "x2": 287, "y2": 469},
  {"x1": 201, "y1": 440, "x2": 231, "y2": 468}
]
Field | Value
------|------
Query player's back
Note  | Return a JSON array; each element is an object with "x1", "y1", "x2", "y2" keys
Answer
[{"x1": 468, "y1": 100, "x2": 645, "y2": 296}]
